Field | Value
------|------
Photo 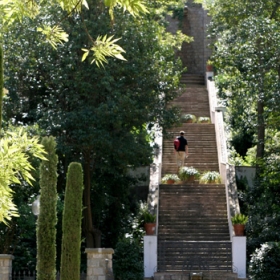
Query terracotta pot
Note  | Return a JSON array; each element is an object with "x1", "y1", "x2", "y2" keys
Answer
[
  {"x1": 187, "y1": 175, "x2": 195, "y2": 182},
  {"x1": 167, "y1": 179, "x2": 175, "y2": 184},
  {"x1": 144, "y1": 223, "x2": 156, "y2": 235},
  {"x1": 233, "y1": 224, "x2": 245, "y2": 236},
  {"x1": 186, "y1": 119, "x2": 193, "y2": 123},
  {"x1": 206, "y1": 64, "x2": 213, "y2": 71}
]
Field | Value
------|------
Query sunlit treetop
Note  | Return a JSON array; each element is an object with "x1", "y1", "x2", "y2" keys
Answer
[{"x1": 0, "y1": 0, "x2": 149, "y2": 66}]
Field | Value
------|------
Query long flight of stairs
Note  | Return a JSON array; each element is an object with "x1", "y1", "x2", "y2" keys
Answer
[
  {"x1": 154, "y1": 74, "x2": 238, "y2": 280},
  {"x1": 163, "y1": 74, "x2": 218, "y2": 175}
]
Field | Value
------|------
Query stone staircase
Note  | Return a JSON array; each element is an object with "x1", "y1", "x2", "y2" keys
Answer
[
  {"x1": 154, "y1": 74, "x2": 239, "y2": 280},
  {"x1": 162, "y1": 124, "x2": 219, "y2": 175},
  {"x1": 163, "y1": 74, "x2": 218, "y2": 175},
  {"x1": 156, "y1": 184, "x2": 232, "y2": 278}
]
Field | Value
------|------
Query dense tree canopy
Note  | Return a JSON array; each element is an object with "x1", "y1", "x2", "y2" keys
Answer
[
  {"x1": 204, "y1": 0, "x2": 280, "y2": 272},
  {"x1": 0, "y1": 0, "x2": 148, "y2": 224},
  {"x1": 2, "y1": 0, "x2": 189, "y2": 247},
  {"x1": 207, "y1": 0, "x2": 280, "y2": 161}
]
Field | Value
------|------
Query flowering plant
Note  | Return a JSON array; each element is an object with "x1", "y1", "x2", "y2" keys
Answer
[
  {"x1": 161, "y1": 174, "x2": 180, "y2": 183},
  {"x1": 199, "y1": 171, "x2": 221, "y2": 184},
  {"x1": 197, "y1": 116, "x2": 210, "y2": 123},
  {"x1": 178, "y1": 166, "x2": 200, "y2": 181},
  {"x1": 181, "y1": 114, "x2": 196, "y2": 123}
]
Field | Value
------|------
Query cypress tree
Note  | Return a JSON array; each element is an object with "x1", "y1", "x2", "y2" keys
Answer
[
  {"x1": 60, "y1": 162, "x2": 84, "y2": 280},
  {"x1": 0, "y1": 45, "x2": 3, "y2": 130},
  {"x1": 36, "y1": 136, "x2": 58, "y2": 280}
]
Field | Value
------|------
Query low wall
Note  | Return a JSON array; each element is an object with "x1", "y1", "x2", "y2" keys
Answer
[{"x1": 235, "y1": 166, "x2": 256, "y2": 188}]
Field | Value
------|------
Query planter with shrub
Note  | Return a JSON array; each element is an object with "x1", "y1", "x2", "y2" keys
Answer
[
  {"x1": 181, "y1": 114, "x2": 196, "y2": 123},
  {"x1": 178, "y1": 166, "x2": 200, "y2": 182},
  {"x1": 197, "y1": 116, "x2": 210, "y2": 124},
  {"x1": 231, "y1": 213, "x2": 248, "y2": 236},
  {"x1": 199, "y1": 171, "x2": 221, "y2": 184},
  {"x1": 161, "y1": 174, "x2": 180, "y2": 184},
  {"x1": 138, "y1": 203, "x2": 156, "y2": 235}
]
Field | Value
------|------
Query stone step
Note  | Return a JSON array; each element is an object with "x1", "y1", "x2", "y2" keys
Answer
[
  {"x1": 154, "y1": 271, "x2": 239, "y2": 280},
  {"x1": 157, "y1": 241, "x2": 232, "y2": 273},
  {"x1": 161, "y1": 165, "x2": 219, "y2": 174},
  {"x1": 160, "y1": 184, "x2": 225, "y2": 190},
  {"x1": 159, "y1": 209, "x2": 228, "y2": 215},
  {"x1": 164, "y1": 134, "x2": 217, "y2": 140},
  {"x1": 158, "y1": 227, "x2": 229, "y2": 234}
]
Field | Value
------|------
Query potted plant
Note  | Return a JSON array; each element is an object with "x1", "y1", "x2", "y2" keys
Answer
[
  {"x1": 161, "y1": 174, "x2": 180, "y2": 184},
  {"x1": 206, "y1": 59, "x2": 213, "y2": 72},
  {"x1": 138, "y1": 203, "x2": 157, "y2": 235},
  {"x1": 178, "y1": 166, "x2": 200, "y2": 182},
  {"x1": 199, "y1": 171, "x2": 221, "y2": 184},
  {"x1": 231, "y1": 213, "x2": 248, "y2": 236},
  {"x1": 197, "y1": 116, "x2": 210, "y2": 124},
  {"x1": 181, "y1": 114, "x2": 197, "y2": 123}
]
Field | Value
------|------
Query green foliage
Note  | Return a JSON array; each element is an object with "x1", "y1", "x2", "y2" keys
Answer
[
  {"x1": 81, "y1": 35, "x2": 126, "y2": 67},
  {"x1": 0, "y1": 128, "x2": 46, "y2": 224},
  {"x1": 161, "y1": 173, "x2": 180, "y2": 183},
  {"x1": 113, "y1": 238, "x2": 144, "y2": 280},
  {"x1": 178, "y1": 166, "x2": 200, "y2": 181},
  {"x1": 0, "y1": 45, "x2": 3, "y2": 130},
  {"x1": 2, "y1": 0, "x2": 189, "y2": 247},
  {"x1": 199, "y1": 171, "x2": 221, "y2": 184},
  {"x1": 208, "y1": 0, "x2": 280, "y2": 160},
  {"x1": 231, "y1": 213, "x2": 248, "y2": 225},
  {"x1": 37, "y1": 136, "x2": 58, "y2": 280},
  {"x1": 138, "y1": 202, "x2": 156, "y2": 225},
  {"x1": 249, "y1": 242, "x2": 280, "y2": 280},
  {"x1": 0, "y1": 124, "x2": 44, "y2": 269},
  {"x1": 0, "y1": 0, "x2": 148, "y2": 65},
  {"x1": 60, "y1": 162, "x2": 84, "y2": 280}
]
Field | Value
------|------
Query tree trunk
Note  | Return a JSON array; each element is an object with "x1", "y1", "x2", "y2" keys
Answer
[
  {"x1": 83, "y1": 153, "x2": 94, "y2": 248},
  {"x1": 83, "y1": 152, "x2": 101, "y2": 248},
  {"x1": 256, "y1": 99, "x2": 265, "y2": 160},
  {"x1": 256, "y1": 97, "x2": 265, "y2": 179}
]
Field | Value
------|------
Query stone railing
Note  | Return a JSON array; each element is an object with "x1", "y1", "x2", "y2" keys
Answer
[
  {"x1": 206, "y1": 74, "x2": 246, "y2": 279},
  {"x1": 206, "y1": 76, "x2": 240, "y2": 238}
]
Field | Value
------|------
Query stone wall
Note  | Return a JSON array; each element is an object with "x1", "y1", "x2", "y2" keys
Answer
[
  {"x1": 85, "y1": 248, "x2": 114, "y2": 280},
  {"x1": 180, "y1": 0, "x2": 213, "y2": 74}
]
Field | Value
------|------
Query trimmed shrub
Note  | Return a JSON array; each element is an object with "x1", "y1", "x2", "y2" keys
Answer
[
  {"x1": 249, "y1": 242, "x2": 280, "y2": 279},
  {"x1": 60, "y1": 162, "x2": 84, "y2": 280},
  {"x1": 37, "y1": 136, "x2": 58, "y2": 280},
  {"x1": 113, "y1": 238, "x2": 144, "y2": 280}
]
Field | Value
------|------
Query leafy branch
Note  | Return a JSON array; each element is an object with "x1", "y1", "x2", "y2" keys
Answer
[{"x1": 82, "y1": 35, "x2": 126, "y2": 67}]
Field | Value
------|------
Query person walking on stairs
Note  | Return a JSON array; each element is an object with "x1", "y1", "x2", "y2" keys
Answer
[{"x1": 174, "y1": 131, "x2": 188, "y2": 173}]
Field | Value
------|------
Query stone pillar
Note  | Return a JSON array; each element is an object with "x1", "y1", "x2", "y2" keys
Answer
[
  {"x1": 0, "y1": 254, "x2": 14, "y2": 280},
  {"x1": 85, "y1": 248, "x2": 114, "y2": 280},
  {"x1": 144, "y1": 236, "x2": 157, "y2": 278},
  {"x1": 232, "y1": 236, "x2": 246, "y2": 278}
]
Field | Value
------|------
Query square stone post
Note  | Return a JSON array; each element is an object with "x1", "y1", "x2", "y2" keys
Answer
[
  {"x1": 144, "y1": 235, "x2": 157, "y2": 278},
  {"x1": 232, "y1": 236, "x2": 246, "y2": 278},
  {"x1": 0, "y1": 254, "x2": 14, "y2": 280},
  {"x1": 85, "y1": 248, "x2": 114, "y2": 280}
]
